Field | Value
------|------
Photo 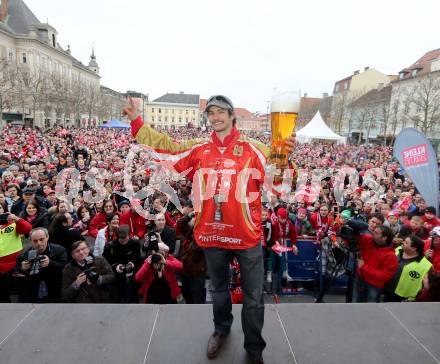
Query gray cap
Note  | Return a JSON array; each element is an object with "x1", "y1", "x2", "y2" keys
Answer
[{"x1": 205, "y1": 95, "x2": 234, "y2": 113}]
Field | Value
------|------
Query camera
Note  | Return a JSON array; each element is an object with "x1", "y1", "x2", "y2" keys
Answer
[
  {"x1": 151, "y1": 253, "x2": 165, "y2": 272},
  {"x1": 0, "y1": 213, "x2": 9, "y2": 225},
  {"x1": 143, "y1": 229, "x2": 159, "y2": 253},
  {"x1": 337, "y1": 222, "x2": 360, "y2": 252},
  {"x1": 83, "y1": 256, "x2": 99, "y2": 283},
  {"x1": 119, "y1": 263, "x2": 134, "y2": 278},
  {"x1": 27, "y1": 250, "x2": 44, "y2": 276}
]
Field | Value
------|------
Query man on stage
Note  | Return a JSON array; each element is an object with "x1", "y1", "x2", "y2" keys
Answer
[{"x1": 123, "y1": 95, "x2": 295, "y2": 363}]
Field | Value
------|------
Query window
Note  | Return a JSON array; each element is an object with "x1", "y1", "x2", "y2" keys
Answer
[
  {"x1": 172, "y1": 109, "x2": 175, "y2": 114},
  {"x1": 404, "y1": 104, "x2": 410, "y2": 114},
  {"x1": 22, "y1": 53, "x2": 27, "y2": 64},
  {"x1": 344, "y1": 82, "x2": 348, "y2": 90},
  {"x1": 185, "y1": 117, "x2": 188, "y2": 122},
  {"x1": 185, "y1": 109, "x2": 188, "y2": 115},
  {"x1": 52, "y1": 34, "x2": 56, "y2": 47},
  {"x1": 8, "y1": 52, "x2": 13, "y2": 61},
  {"x1": 179, "y1": 117, "x2": 182, "y2": 123},
  {"x1": 152, "y1": 116, "x2": 155, "y2": 122},
  {"x1": 151, "y1": 108, "x2": 154, "y2": 112},
  {"x1": 159, "y1": 108, "x2": 162, "y2": 113},
  {"x1": 411, "y1": 69, "x2": 418, "y2": 77},
  {"x1": 416, "y1": 106, "x2": 421, "y2": 113},
  {"x1": 192, "y1": 110, "x2": 195, "y2": 115},
  {"x1": 165, "y1": 117, "x2": 168, "y2": 122},
  {"x1": 158, "y1": 117, "x2": 161, "y2": 122},
  {"x1": 172, "y1": 117, "x2": 175, "y2": 122}
]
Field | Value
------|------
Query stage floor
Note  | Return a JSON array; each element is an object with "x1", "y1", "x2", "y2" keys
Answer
[{"x1": 0, "y1": 303, "x2": 439, "y2": 364}]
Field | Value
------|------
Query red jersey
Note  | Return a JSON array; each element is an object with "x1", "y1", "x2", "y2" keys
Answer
[
  {"x1": 132, "y1": 117, "x2": 268, "y2": 250},
  {"x1": 271, "y1": 220, "x2": 297, "y2": 246}
]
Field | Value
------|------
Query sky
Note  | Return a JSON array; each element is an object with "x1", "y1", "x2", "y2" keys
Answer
[{"x1": 25, "y1": 0, "x2": 440, "y2": 112}]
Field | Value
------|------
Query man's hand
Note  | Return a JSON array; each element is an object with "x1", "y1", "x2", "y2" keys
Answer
[
  {"x1": 285, "y1": 132, "x2": 296, "y2": 153},
  {"x1": 40, "y1": 255, "x2": 50, "y2": 268},
  {"x1": 116, "y1": 264, "x2": 124, "y2": 273},
  {"x1": 122, "y1": 96, "x2": 140, "y2": 121},
  {"x1": 7, "y1": 214, "x2": 19, "y2": 223},
  {"x1": 21, "y1": 260, "x2": 31, "y2": 271},
  {"x1": 292, "y1": 245, "x2": 299, "y2": 255},
  {"x1": 75, "y1": 273, "x2": 87, "y2": 286},
  {"x1": 425, "y1": 249, "x2": 433, "y2": 259},
  {"x1": 357, "y1": 258, "x2": 364, "y2": 268}
]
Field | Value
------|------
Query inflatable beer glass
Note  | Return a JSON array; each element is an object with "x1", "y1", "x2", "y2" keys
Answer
[{"x1": 269, "y1": 90, "x2": 300, "y2": 170}]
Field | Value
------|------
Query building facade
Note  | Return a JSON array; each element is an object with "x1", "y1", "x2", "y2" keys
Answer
[
  {"x1": 0, "y1": 0, "x2": 100, "y2": 128},
  {"x1": 146, "y1": 92, "x2": 200, "y2": 129},
  {"x1": 330, "y1": 66, "x2": 394, "y2": 135},
  {"x1": 389, "y1": 48, "x2": 440, "y2": 151}
]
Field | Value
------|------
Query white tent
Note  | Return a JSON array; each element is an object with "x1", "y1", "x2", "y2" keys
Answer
[{"x1": 296, "y1": 111, "x2": 345, "y2": 143}]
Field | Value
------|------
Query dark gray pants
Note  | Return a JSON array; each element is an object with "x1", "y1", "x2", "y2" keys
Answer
[{"x1": 204, "y1": 245, "x2": 266, "y2": 358}]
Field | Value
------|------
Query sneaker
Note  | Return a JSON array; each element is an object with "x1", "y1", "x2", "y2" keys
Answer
[
  {"x1": 286, "y1": 273, "x2": 294, "y2": 282},
  {"x1": 266, "y1": 271, "x2": 272, "y2": 283}
]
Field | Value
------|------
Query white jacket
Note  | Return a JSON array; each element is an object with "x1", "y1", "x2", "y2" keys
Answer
[{"x1": 93, "y1": 226, "x2": 108, "y2": 257}]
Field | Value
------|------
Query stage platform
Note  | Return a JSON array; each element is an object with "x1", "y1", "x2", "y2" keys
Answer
[{"x1": 0, "y1": 303, "x2": 439, "y2": 364}]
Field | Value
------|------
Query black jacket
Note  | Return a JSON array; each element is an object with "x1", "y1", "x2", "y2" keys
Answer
[
  {"x1": 16, "y1": 243, "x2": 68, "y2": 303},
  {"x1": 48, "y1": 227, "x2": 85, "y2": 254},
  {"x1": 11, "y1": 195, "x2": 51, "y2": 216},
  {"x1": 19, "y1": 210, "x2": 51, "y2": 230},
  {"x1": 143, "y1": 226, "x2": 176, "y2": 254},
  {"x1": 103, "y1": 239, "x2": 142, "y2": 272}
]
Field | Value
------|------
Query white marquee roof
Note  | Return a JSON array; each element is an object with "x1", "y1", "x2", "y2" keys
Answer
[{"x1": 296, "y1": 111, "x2": 344, "y2": 142}]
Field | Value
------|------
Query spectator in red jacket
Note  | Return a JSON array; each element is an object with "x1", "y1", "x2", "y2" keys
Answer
[
  {"x1": 118, "y1": 200, "x2": 147, "y2": 240},
  {"x1": 424, "y1": 226, "x2": 440, "y2": 272},
  {"x1": 422, "y1": 206, "x2": 440, "y2": 237},
  {"x1": 135, "y1": 242, "x2": 183, "y2": 303},
  {"x1": 416, "y1": 270, "x2": 440, "y2": 302},
  {"x1": 310, "y1": 204, "x2": 333, "y2": 239},
  {"x1": 270, "y1": 208, "x2": 298, "y2": 283},
  {"x1": 353, "y1": 224, "x2": 398, "y2": 302},
  {"x1": 89, "y1": 199, "x2": 117, "y2": 238},
  {"x1": 405, "y1": 215, "x2": 426, "y2": 239}
]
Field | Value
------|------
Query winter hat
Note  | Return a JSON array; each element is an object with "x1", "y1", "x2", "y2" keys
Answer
[{"x1": 277, "y1": 208, "x2": 288, "y2": 219}]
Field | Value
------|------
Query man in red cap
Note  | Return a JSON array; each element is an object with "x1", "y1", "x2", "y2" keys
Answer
[{"x1": 123, "y1": 95, "x2": 295, "y2": 364}]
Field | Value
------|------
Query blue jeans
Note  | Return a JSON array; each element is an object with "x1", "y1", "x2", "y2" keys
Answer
[
  {"x1": 204, "y1": 245, "x2": 266, "y2": 358},
  {"x1": 352, "y1": 275, "x2": 383, "y2": 302}
]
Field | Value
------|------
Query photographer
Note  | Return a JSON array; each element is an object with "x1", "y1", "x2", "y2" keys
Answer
[
  {"x1": 0, "y1": 212, "x2": 32, "y2": 302},
  {"x1": 347, "y1": 214, "x2": 398, "y2": 302},
  {"x1": 143, "y1": 213, "x2": 176, "y2": 255},
  {"x1": 135, "y1": 242, "x2": 183, "y2": 304},
  {"x1": 16, "y1": 228, "x2": 67, "y2": 303},
  {"x1": 62, "y1": 241, "x2": 115, "y2": 303},
  {"x1": 103, "y1": 225, "x2": 141, "y2": 303}
]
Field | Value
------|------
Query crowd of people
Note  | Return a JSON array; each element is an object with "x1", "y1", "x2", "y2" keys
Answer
[{"x1": 0, "y1": 123, "x2": 439, "y2": 304}]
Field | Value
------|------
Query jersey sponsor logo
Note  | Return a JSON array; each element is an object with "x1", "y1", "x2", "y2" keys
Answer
[
  {"x1": 408, "y1": 270, "x2": 420, "y2": 279},
  {"x1": 198, "y1": 234, "x2": 242, "y2": 244},
  {"x1": 0, "y1": 226, "x2": 15, "y2": 235}
]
